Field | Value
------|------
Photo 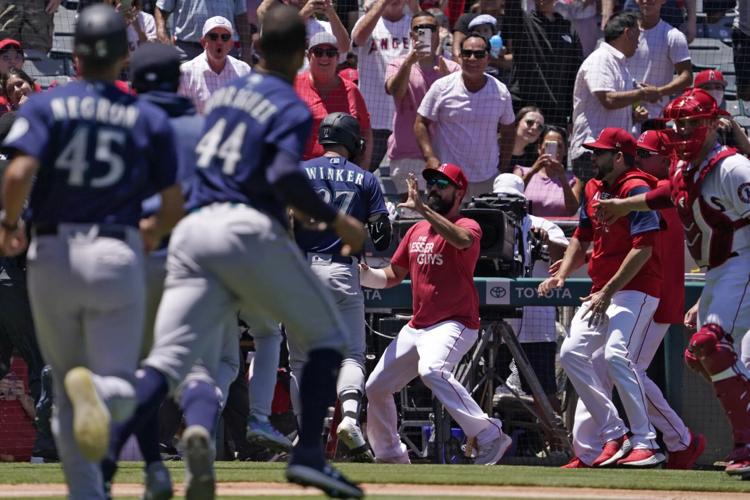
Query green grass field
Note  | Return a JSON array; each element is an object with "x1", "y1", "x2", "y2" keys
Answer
[{"x1": 0, "y1": 461, "x2": 748, "y2": 499}]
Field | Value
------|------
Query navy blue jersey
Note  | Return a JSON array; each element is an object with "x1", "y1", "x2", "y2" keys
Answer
[
  {"x1": 295, "y1": 155, "x2": 387, "y2": 255},
  {"x1": 186, "y1": 72, "x2": 312, "y2": 225},
  {"x1": 2, "y1": 80, "x2": 177, "y2": 227}
]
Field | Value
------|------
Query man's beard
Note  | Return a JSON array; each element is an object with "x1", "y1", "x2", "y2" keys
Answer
[
  {"x1": 427, "y1": 192, "x2": 454, "y2": 215},
  {"x1": 594, "y1": 157, "x2": 614, "y2": 181}
]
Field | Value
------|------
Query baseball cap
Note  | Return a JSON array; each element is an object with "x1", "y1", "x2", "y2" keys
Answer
[
  {"x1": 694, "y1": 69, "x2": 726, "y2": 89},
  {"x1": 130, "y1": 42, "x2": 181, "y2": 93},
  {"x1": 663, "y1": 88, "x2": 726, "y2": 121},
  {"x1": 309, "y1": 31, "x2": 338, "y2": 49},
  {"x1": 582, "y1": 127, "x2": 637, "y2": 157},
  {"x1": 492, "y1": 173, "x2": 525, "y2": 198},
  {"x1": 202, "y1": 16, "x2": 233, "y2": 37},
  {"x1": 636, "y1": 130, "x2": 669, "y2": 155},
  {"x1": 468, "y1": 14, "x2": 497, "y2": 30},
  {"x1": 422, "y1": 163, "x2": 468, "y2": 190},
  {"x1": 0, "y1": 39, "x2": 21, "y2": 52}
]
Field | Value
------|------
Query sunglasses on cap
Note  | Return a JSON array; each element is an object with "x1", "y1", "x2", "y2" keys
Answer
[
  {"x1": 310, "y1": 47, "x2": 339, "y2": 58},
  {"x1": 426, "y1": 177, "x2": 454, "y2": 189},
  {"x1": 412, "y1": 24, "x2": 437, "y2": 32},
  {"x1": 461, "y1": 49, "x2": 487, "y2": 59},
  {"x1": 207, "y1": 32, "x2": 232, "y2": 42},
  {"x1": 636, "y1": 149, "x2": 659, "y2": 159}
]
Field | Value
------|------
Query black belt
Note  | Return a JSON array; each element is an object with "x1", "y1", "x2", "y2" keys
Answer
[
  {"x1": 307, "y1": 252, "x2": 354, "y2": 264},
  {"x1": 34, "y1": 223, "x2": 129, "y2": 241}
]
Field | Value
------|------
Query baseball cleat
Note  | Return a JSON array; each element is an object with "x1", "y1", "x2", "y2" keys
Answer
[
  {"x1": 336, "y1": 418, "x2": 374, "y2": 462},
  {"x1": 725, "y1": 444, "x2": 750, "y2": 477},
  {"x1": 181, "y1": 425, "x2": 215, "y2": 500},
  {"x1": 592, "y1": 435, "x2": 631, "y2": 467},
  {"x1": 286, "y1": 461, "x2": 364, "y2": 499},
  {"x1": 666, "y1": 431, "x2": 706, "y2": 470},
  {"x1": 64, "y1": 367, "x2": 110, "y2": 461},
  {"x1": 474, "y1": 430, "x2": 512, "y2": 465},
  {"x1": 616, "y1": 448, "x2": 665, "y2": 467},
  {"x1": 560, "y1": 456, "x2": 590, "y2": 468},
  {"x1": 142, "y1": 461, "x2": 173, "y2": 500},
  {"x1": 246, "y1": 414, "x2": 293, "y2": 452}
]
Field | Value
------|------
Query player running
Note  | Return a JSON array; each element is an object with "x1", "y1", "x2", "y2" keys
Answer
[
  {"x1": 597, "y1": 88, "x2": 750, "y2": 478},
  {"x1": 0, "y1": 5, "x2": 182, "y2": 498},
  {"x1": 360, "y1": 163, "x2": 512, "y2": 465}
]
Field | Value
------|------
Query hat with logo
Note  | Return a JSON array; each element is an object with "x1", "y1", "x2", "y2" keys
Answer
[
  {"x1": 583, "y1": 127, "x2": 637, "y2": 156},
  {"x1": 694, "y1": 69, "x2": 726, "y2": 89},
  {"x1": 130, "y1": 42, "x2": 182, "y2": 93},
  {"x1": 492, "y1": 173, "x2": 525, "y2": 198},
  {"x1": 309, "y1": 31, "x2": 338, "y2": 49},
  {"x1": 422, "y1": 163, "x2": 468, "y2": 190},
  {"x1": 202, "y1": 16, "x2": 234, "y2": 37},
  {"x1": 636, "y1": 129, "x2": 669, "y2": 155}
]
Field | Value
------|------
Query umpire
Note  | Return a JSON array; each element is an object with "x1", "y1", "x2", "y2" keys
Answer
[{"x1": 290, "y1": 112, "x2": 391, "y2": 461}]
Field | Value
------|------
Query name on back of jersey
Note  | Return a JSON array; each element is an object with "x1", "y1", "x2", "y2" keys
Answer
[
  {"x1": 305, "y1": 165, "x2": 365, "y2": 186},
  {"x1": 204, "y1": 84, "x2": 278, "y2": 124},
  {"x1": 49, "y1": 96, "x2": 139, "y2": 128}
]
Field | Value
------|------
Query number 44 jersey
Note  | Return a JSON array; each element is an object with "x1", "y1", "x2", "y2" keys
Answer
[
  {"x1": 2, "y1": 80, "x2": 178, "y2": 226},
  {"x1": 294, "y1": 155, "x2": 387, "y2": 255}
]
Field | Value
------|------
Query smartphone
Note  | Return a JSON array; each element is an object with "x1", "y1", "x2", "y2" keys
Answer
[
  {"x1": 417, "y1": 27, "x2": 432, "y2": 55},
  {"x1": 544, "y1": 140, "x2": 558, "y2": 159},
  {"x1": 120, "y1": 0, "x2": 133, "y2": 10}
]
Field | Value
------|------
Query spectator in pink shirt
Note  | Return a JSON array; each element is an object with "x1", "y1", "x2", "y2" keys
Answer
[
  {"x1": 385, "y1": 11, "x2": 460, "y2": 196},
  {"x1": 513, "y1": 126, "x2": 582, "y2": 216}
]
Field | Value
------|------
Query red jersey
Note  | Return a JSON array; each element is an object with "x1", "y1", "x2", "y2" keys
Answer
[
  {"x1": 391, "y1": 218, "x2": 481, "y2": 329},
  {"x1": 654, "y1": 201, "x2": 685, "y2": 323},
  {"x1": 293, "y1": 72, "x2": 371, "y2": 161},
  {"x1": 573, "y1": 169, "x2": 662, "y2": 298}
]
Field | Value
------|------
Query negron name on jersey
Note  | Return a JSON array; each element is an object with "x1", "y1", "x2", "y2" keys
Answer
[{"x1": 50, "y1": 96, "x2": 139, "y2": 128}]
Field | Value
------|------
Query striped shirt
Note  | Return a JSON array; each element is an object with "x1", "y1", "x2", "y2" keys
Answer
[{"x1": 178, "y1": 52, "x2": 251, "y2": 114}]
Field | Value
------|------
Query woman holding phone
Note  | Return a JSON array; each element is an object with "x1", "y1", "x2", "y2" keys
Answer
[
  {"x1": 116, "y1": 0, "x2": 158, "y2": 52},
  {"x1": 513, "y1": 125, "x2": 582, "y2": 216}
]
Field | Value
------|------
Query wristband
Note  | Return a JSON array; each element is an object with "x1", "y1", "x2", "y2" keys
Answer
[{"x1": 360, "y1": 266, "x2": 388, "y2": 289}]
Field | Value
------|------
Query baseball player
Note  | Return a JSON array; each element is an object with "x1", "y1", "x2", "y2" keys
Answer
[
  {"x1": 561, "y1": 129, "x2": 704, "y2": 469},
  {"x1": 0, "y1": 5, "x2": 182, "y2": 499},
  {"x1": 103, "y1": 7, "x2": 366, "y2": 499},
  {"x1": 360, "y1": 163, "x2": 512, "y2": 465},
  {"x1": 287, "y1": 112, "x2": 390, "y2": 461},
  {"x1": 540, "y1": 128, "x2": 665, "y2": 468},
  {"x1": 597, "y1": 88, "x2": 750, "y2": 477}
]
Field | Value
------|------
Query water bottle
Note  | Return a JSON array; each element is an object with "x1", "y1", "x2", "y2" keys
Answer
[{"x1": 490, "y1": 33, "x2": 503, "y2": 58}]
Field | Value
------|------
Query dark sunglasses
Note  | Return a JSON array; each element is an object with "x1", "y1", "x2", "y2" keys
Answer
[
  {"x1": 310, "y1": 47, "x2": 339, "y2": 58},
  {"x1": 525, "y1": 119, "x2": 542, "y2": 128},
  {"x1": 412, "y1": 24, "x2": 437, "y2": 32},
  {"x1": 461, "y1": 49, "x2": 487, "y2": 59},
  {"x1": 426, "y1": 177, "x2": 453, "y2": 189},
  {"x1": 636, "y1": 149, "x2": 659, "y2": 159},
  {"x1": 207, "y1": 32, "x2": 232, "y2": 42}
]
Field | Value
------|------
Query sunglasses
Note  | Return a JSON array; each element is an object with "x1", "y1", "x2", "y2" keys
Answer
[
  {"x1": 207, "y1": 32, "x2": 232, "y2": 42},
  {"x1": 310, "y1": 47, "x2": 339, "y2": 58},
  {"x1": 412, "y1": 24, "x2": 437, "y2": 32},
  {"x1": 636, "y1": 149, "x2": 659, "y2": 159},
  {"x1": 426, "y1": 178, "x2": 453, "y2": 189},
  {"x1": 524, "y1": 119, "x2": 542, "y2": 128},
  {"x1": 461, "y1": 49, "x2": 487, "y2": 59}
]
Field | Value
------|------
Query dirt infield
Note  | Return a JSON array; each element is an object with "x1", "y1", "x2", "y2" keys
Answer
[{"x1": 3, "y1": 482, "x2": 750, "y2": 499}]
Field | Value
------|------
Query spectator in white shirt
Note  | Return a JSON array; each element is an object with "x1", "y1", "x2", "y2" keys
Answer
[
  {"x1": 178, "y1": 16, "x2": 251, "y2": 114},
  {"x1": 415, "y1": 34, "x2": 516, "y2": 198},
  {"x1": 352, "y1": 0, "x2": 413, "y2": 171},
  {"x1": 116, "y1": 0, "x2": 157, "y2": 53},
  {"x1": 568, "y1": 12, "x2": 660, "y2": 183},
  {"x1": 627, "y1": 0, "x2": 692, "y2": 131}
]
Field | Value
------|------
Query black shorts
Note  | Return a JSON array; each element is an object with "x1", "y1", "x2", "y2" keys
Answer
[{"x1": 732, "y1": 27, "x2": 750, "y2": 94}]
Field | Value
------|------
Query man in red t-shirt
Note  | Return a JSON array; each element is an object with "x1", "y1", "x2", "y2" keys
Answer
[
  {"x1": 360, "y1": 163, "x2": 511, "y2": 465},
  {"x1": 540, "y1": 128, "x2": 665, "y2": 468}
]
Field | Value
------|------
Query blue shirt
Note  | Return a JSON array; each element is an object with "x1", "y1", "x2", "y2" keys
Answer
[
  {"x1": 187, "y1": 71, "x2": 312, "y2": 225},
  {"x1": 3, "y1": 80, "x2": 178, "y2": 227},
  {"x1": 295, "y1": 155, "x2": 387, "y2": 255},
  {"x1": 155, "y1": 0, "x2": 246, "y2": 43}
]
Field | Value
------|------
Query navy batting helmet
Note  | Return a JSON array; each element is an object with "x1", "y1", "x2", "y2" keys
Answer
[
  {"x1": 318, "y1": 112, "x2": 365, "y2": 158},
  {"x1": 74, "y1": 5, "x2": 128, "y2": 62}
]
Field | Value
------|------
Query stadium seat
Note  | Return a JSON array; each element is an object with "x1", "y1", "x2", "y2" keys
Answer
[{"x1": 689, "y1": 38, "x2": 735, "y2": 71}]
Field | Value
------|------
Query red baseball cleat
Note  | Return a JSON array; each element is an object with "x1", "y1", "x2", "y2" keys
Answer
[
  {"x1": 725, "y1": 444, "x2": 750, "y2": 477},
  {"x1": 560, "y1": 457, "x2": 590, "y2": 468},
  {"x1": 666, "y1": 431, "x2": 706, "y2": 470},
  {"x1": 592, "y1": 435, "x2": 631, "y2": 467},
  {"x1": 616, "y1": 448, "x2": 665, "y2": 467}
]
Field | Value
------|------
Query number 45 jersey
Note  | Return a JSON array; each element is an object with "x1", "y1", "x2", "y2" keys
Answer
[
  {"x1": 2, "y1": 80, "x2": 178, "y2": 226},
  {"x1": 295, "y1": 155, "x2": 387, "y2": 255}
]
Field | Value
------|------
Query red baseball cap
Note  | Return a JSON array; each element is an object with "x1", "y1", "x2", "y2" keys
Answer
[
  {"x1": 422, "y1": 163, "x2": 468, "y2": 190},
  {"x1": 582, "y1": 127, "x2": 637, "y2": 157},
  {"x1": 636, "y1": 130, "x2": 669, "y2": 155},
  {"x1": 663, "y1": 88, "x2": 727, "y2": 121},
  {"x1": 0, "y1": 39, "x2": 21, "y2": 52},
  {"x1": 694, "y1": 69, "x2": 726, "y2": 89}
]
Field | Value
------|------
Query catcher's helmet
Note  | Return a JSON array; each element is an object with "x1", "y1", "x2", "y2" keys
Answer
[
  {"x1": 74, "y1": 5, "x2": 128, "y2": 62},
  {"x1": 318, "y1": 112, "x2": 365, "y2": 158}
]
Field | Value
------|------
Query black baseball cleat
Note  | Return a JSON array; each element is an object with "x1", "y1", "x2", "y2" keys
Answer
[{"x1": 286, "y1": 461, "x2": 364, "y2": 499}]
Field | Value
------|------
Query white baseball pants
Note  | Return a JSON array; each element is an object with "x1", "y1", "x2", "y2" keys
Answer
[
  {"x1": 570, "y1": 319, "x2": 691, "y2": 464},
  {"x1": 560, "y1": 290, "x2": 659, "y2": 460},
  {"x1": 365, "y1": 320, "x2": 501, "y2": 461}
]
